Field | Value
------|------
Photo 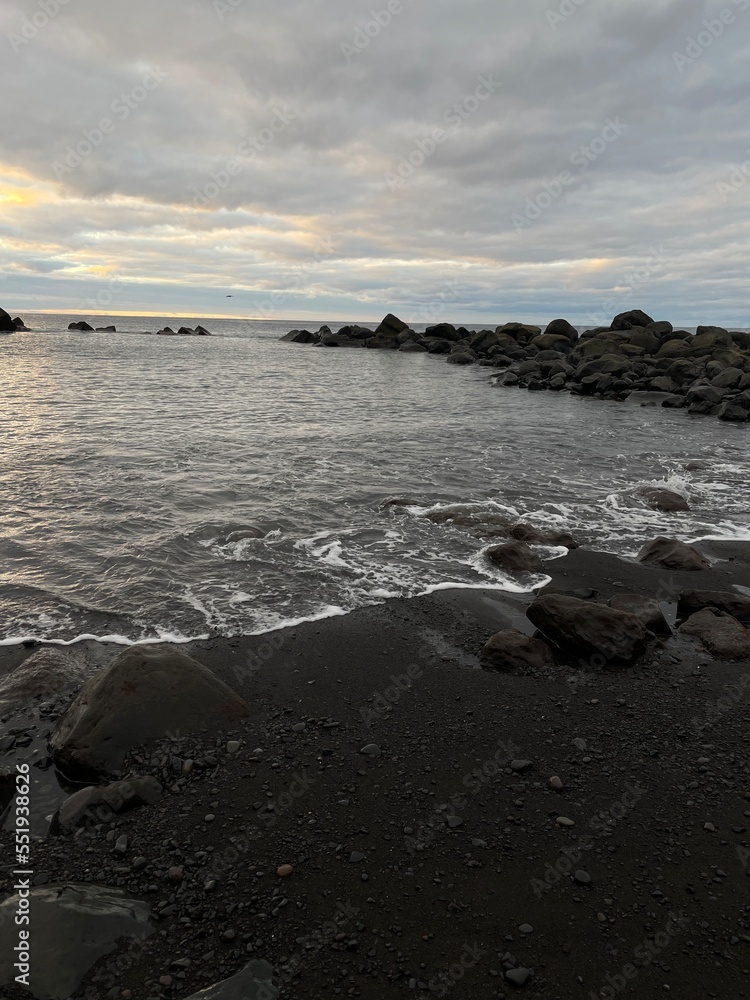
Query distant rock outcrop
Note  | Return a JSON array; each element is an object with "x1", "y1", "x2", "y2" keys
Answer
[
  {"x1": 68, "y1": 320, "x2": 95, "y2": 331},
  {"x1": 0, "y1": 307, "x2": 15, "y2": 332}
]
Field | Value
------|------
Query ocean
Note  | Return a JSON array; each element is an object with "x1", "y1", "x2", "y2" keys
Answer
[{"x1": 0, "y1": 313, "x2": 748, "y2": 645}]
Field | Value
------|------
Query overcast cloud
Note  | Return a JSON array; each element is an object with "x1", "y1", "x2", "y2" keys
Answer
[{"x1": 0, "y1": 0, "x2": 749, "y2": 325}]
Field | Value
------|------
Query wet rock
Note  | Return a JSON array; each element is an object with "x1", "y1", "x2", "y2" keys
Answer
[
  {"x1": 446, "y1": 351, "x2": 476, "y2": 366},
  {"x1": 638, "y1": 487, "x2": 690, "y2": 512},
  {"x1": 508, "y1": 523, "x2": 578, "y2": 549},
  {"x1": 280, "y1": 329, "x2": 318, "y2": 344},
  {"x1": 718, "y1": 396, "x2": 750, "y2": 422},
  {"x1": 677, "y1": 589, "x2": 750, "y2": 625},
  {"x1": 526, "y1": 594, "x2": 649, "y2": 665},
  {"x1": 608, "y1": 594, "x2": 671, "y2": 635},
  {"x1": 505, "y1": 967, "x2": 532, "y2": 987},
  {"x1": 0, "y1": 883, "x2": 154, "y2": 999},
  {"x1": 50, "y1": 776, "x2": 163, "y2": 835},
  {"x1": 0, "y1": 647, "x2": 86, "y2": 714},
  {"x1": 183, "y1": 960, "x2": 279, "y2": 1000},
  {"x1": 0, "y1": 306, "x2": 15, "y2": 332},
  {"x1": 68, "y1": 320, "x2": 95, "y2": 331},
  {"x1": 679, "y1": 609, "x2": 750, "y2": 661},
  {"x1": 543, "y1": 318, "x2": 579, "y2": 342},
  {"x1": 637, "y1": 537, "x2": 710, "y2": 571},
  {"x1": 49, "y1": 646, "x2": 251, "y2": 781},
  {"x1": 479, "y1": 629, "x2": 555, "y2": 672},
  {"x1": 486, "y1": 541, "x2": 545, "y2": 574}
]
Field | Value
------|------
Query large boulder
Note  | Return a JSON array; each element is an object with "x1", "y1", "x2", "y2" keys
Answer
[
  {"x1": 543, "y1": 318, "x2": 578, "y2": 342},
  {"x1": 610, "y1": 309, "x2": 655, "y2": 331},
  {"x1": 49, "y1": 646, "x2": 251, "y2": 781},
  {"x1": 509, "y1": 523, "x2": 578, "y2": 549},
  {"x1": 0, "y1": 884, "x2": 154, "y2": 1000},
  {"x1": 281, "y1": 329, "x2": 318, "y2": 343},
  {"x1": 527, "y1": 594, "x2": 648, "y2": 665},
  {"x1": 0, "y1": 306, "x2": 15, "y2": 332},
  {"x1": 718, "y1": 394, "x2": 750, "y2": 422},
  {"x1": 677, "y1": 590, "x2": 750, "y2": 626},
  {"x1": 184, "y1": 961, "x2": 278, "y2": 1000},
  {"x1": 486, "y1": 540, "x2": 545, "y2": 574},
  {"x1": 679, "y1": 609, "x2": 750, "y2": 661},
  {"x1": 375, "y1": 313, "x2": 409, "y2": 339},
  {"x1": 480, "y1": 629, "x2": 555, "y2": 672},
  {"x1": 50, "y1": 776, "x2": 162, "y2": 835},
  {"x1": 0, "y1": 648, "x2": 87, "y2": 715},
  {"x1": 608, "y1": 594, "x2": 671, "y2": 635},
  {"x1": 637, "y1": 537, "x2": 710, "y2": 571},
  {"x1": 424, "y1": 323, "x2": 461, "y2": 341},
  {"x1": 638, "y1": 487, "x2": 690, "y2": 512},
  {"x1": 446, "y1": 351, "x2": 476, "y2": 366},
  {"x1": 68, "y1": 321, "x2": 95, "y2": 331}
]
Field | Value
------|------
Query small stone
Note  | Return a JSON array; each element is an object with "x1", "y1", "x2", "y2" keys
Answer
[
  {"x1": 510, "y1": 760, "x2": 533, "y2": 773},
  {"x1": 227, "y1": 740, "x2": 241, "y2": 754},
  {"x1": 292, "y1": 722, "x2": 306, "y2": 732},
  {"x1": 159, "y1": 976, "x2": 173, "y2": 986},
  {"x1": 360, "y1": 744, "x2": 382, "y2": 757},
  {"x1": 556, "y1": 816, "x2": 575, "y2": 827},
  {"x1": 114, "y1": 835, "x2": 128, "y2": 855},
  {"x1": 597, "y1": 912, "x2": 607, "y2": 922},
  {"x1": 548, "y1": 776, "x2": 564, "y2": 791},
  {"x1": 447, "y1": 816, "x2": 463, "y2": 828},
  {"x1": 133, "y1": 856, "x2": 147, "y2": 870},
  {"x1": 349, "y1": 852, "x2": 365, "y2": 863},
  {"x1": 574, "y1": 870, "x2": 591, "y2": 885},
  {"x1": 277, "y1": 864, "x2": 294, "y2": 878},
  {"x1": 704, "y1": 822, "x2": 716, "y2": 832},
  {"x1": 222, "y1": 928, "x2": 236, "y2": 941},
  {"x1": 572, "y1": 738, "x2": 587, "y2": 750},
  {"x1": 519, "y1": 924, "x2": 533, "y2": 935},
  {"x1": 506, "y1": 968, "x2": 531, "y2": 987},
  {"x1": 168, "y1": 866, "x2": 184, "y2": 881},
  {"x1": 205, "y1": 813, "x2": 216, "y2": 822}
]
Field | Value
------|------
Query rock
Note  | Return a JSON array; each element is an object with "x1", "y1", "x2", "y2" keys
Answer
[
  {"x1": 446, "y1": 351, "x2": 476, "y2": 365},
  {"x1": 96, "y1": 325, "x2": 116, "y2": 332},
  {"x1": 679, "y1": 609, "x2": 750, "y2": 660},
  {"x1": 526, "y1": 595, "x2": 649, "y2": 665},
  {"x1": 227, "y1": 740, "x2": 241, "y2": 754},
  {"x1": 0, "y1": 306, "x2": 15, "y2": 332},
  {"x1": 608, "y1": 594, "x2": 671, "y2": 635},
  {"x1": 13, "y1": 316, "x2": 30, "y2": 331},
  {"x1": 480, "y1": 629, "x2": 555, "y2": 672},
  {"x1": 281, "y1": 329, "x2": 318, "y2": 344},
  {"x1": 0, "y1": 883, "x2": 154, "y2": 999},
  {"x1": 638, "y1": 487, "x2": 690, "y2": 512},
  {"x1": 183, "y1": 961, "x2": 278, "y2": 999},
  {"x1": 0, "y1": 647, "x2": 87, "y2": 714},
  {"x1": 677, "y1": 589, "x2": 750, "y2": 625},
  {"x1": 556, "y1": 816, "x2": 575, "y2": 826},
  {"x1": 543, "y1": 318, "x2": 579, "y2": 342},
  {"x1": 360, "y1": 743, "x2": 381, "y2": 757},
  {"x1": 718, "y1": 398, "x2": 750, "y2": 422},
  {"x1": 374, "y1": 313, "x2": 409, "y2": 339},
  {"x1": 573, "y1": 870, "x2": 592, "y2": 885},
  {"x1": 509, "y1": 523, "x2": 578, "y2": 549},
  {"x1": 50, "y1": 776, "x2": 163, "y2": 835},
  {"x1": 610, "y1": 309, "x2": 655, "y2": 330},
  {"x1": 548, "y1": 775, "x2": 564, "y2": 791},
  {"x1": 156, "y1": 326, "x2": 177, "y2": 336},
  {"x1": 496, "y1": 322, "x2": 541, "y2": 342},
  {"x1": 276, "y1": 864, "x2": 294, "y2": 877},
  {"x1": 486, "y1": 541, "x2": 545, "y2": 574},
  {"x1": 712, "y1": 366, "x2": 744, "y2": 389},
  {"x1": 424, "y1": 323, "x2": 461, "y2": 341},
  {"x1": 399, "y1": 341, "x2": 427, "y2": 352},
  {"x1": 49, "y1": 646, "x2": 251, "y2": 781},
  {"x1": 637, "y1": 537, "x2": 710, "y2": 571},
  {"x1": 691, "y1": 327, "x2": 733, "y2": 353},
  {"x1": 505, "y1": 968, "x2": 532, "y2": 987},
  {"x1": 68, "y1": 321, "x2": 95, "y2": 331}
]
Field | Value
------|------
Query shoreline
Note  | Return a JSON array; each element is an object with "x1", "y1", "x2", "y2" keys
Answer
[{"x1": 2, "y1": 541, "x2": 750, "y2": 997}]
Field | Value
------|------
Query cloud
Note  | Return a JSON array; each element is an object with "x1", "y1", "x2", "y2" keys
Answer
[{"x1": 0, "y1": 0, "x2": 749, "y2": 324}]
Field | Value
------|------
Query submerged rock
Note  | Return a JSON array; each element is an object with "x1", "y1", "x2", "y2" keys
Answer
[
  {"x1": 679, "y1": 609, "x2": 750, "y2": 661},
  {"x1": 637, "y1": 537, "x2": 710, "y2": 571},
  {"x1": 638, "y1": 487, "x2": 690, "y2": 512},
  {"x1": 50, "y1": 775, "x2": 162, "y2": 835},
  {"x1": 486, "y1": 540, "x2": 545, "y2": 574},
  {"x1": 0, "y1": 883, "x2": 153, "y2": 999},
  {"x1": 68, "y1": 320, "x2": 95, "y2": 331},
  {"x1": 480, "y1": 629, "x2": 555, "y2": 671},
  {"x1": 509, "y1": 523, "x2": 578, "y2": 549},
  {"x1": 0, "y1": 647, "x2": 86, "y2": 715},
  {"x1": 527, "y1": 594, "x2": 649, "y2": 665},
  {"x1": 49, "y1": 645, "x2": 251, "y2": 780}
]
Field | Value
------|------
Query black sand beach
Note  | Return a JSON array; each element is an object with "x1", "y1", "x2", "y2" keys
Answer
[{"x1": 2, "y1": 542, "x2": 750, "y2": 998}]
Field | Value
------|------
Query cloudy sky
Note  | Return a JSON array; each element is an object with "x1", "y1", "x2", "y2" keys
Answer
[{"x1": 1, "y1": 0, "x2": 749, "y2": 325}]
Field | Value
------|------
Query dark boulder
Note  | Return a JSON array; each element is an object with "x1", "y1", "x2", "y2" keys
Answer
[
  {"x1": 610, "y1": 309, "x2": 655, "y2": 331},
  {"x1": 679, "y1": 609, "x2": 750, "y2": 661},
  {"x1": 480, "y1": 629, "x2": 555, "y2": 672},
  {"x1": 183, "y1": 961, "x2": 278, "y2": 1000},
  {"x1": 68, "y1": 320, "x2": 95, "y2": 331},
  {"x1": 543, "y1": 318, "x2": 578, "y2": 342},
  {"x1": 156, "y1": 326, "x2": 177, "y2": 336},
  {"x1": 446, "y1": 351, "x2": 476, "y2": 365},
  {"x1": 495, "y1": 322, "x2": 541, "y2": 343},
  {"x1": 677, "y1": 589, "x2": 750, "y2": 625},
  {"x1": 50, "y1": 776, "x2": 162, "y2": 835},
  {"x1": 375, "y1": 313, "x2": 409, "y2": 339},
  {"x1": 637, "y1": 537, "x2": 710, "y2": 571},
  {"x1": 95, "y1": 325, "x2": 116, "y2": 332},
  {"x1": 399, "y1": 341, "x2": 427, "y2": 352},
  {"x1": 608, "y1": 594, "x2": 670, "y2": 634},
  {"x1": 338, "y1": 324, "x2": 374, "y2": 340},
  {"x1": 0, "y1": 648, "x2": 86, "y2": 715},
  {"x1": 424, "y1": 323, "x2": 461, "y2": 341},
  {"x1": 12, "y1": 316, "x2": 29, "y2": 330},
  {"x1": 486, "y1": 541, "x2": 545, "y2": 574},
  {"x1": 712, "y1": 366, "x2": 744, "y2": 389},
  {"x1": 627, "y1": 328, "x2": 661, "y2": 354},
  {"x1": 0, "y1": 307, "x2": 14, "y2": 332},
  {"x1": 638, "y1": 487, "x2": 690, "y2": 512},
  {"x1": 0, "y1": 884, "x2": 154, "y2": 999},
  {"x1": 49, "y1": 645, "x2": 251, "y2": 781},
  {"x1": 423, "y1": 338, "x2": 452, "y2": 354},
  {"x1": 281, "y1": 329, "x2": 318, "y2": 344},
  {"x1": 527, "y1": 594, "x2": 649, "y2": 665},
  {"x1": 718, "y1": 395, "x2": 750, "y2": 422}
]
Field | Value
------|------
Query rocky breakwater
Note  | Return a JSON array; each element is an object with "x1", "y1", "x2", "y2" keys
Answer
[
  {"x1": 281, "y1": 308, "x2": 750, "y2": 423},
  {"x1": 0, "y1": 306, "x2": 29, "y2": 331}
]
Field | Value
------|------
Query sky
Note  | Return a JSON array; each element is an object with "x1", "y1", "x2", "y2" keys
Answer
[{"x1": 0, "y1": 0, "x2": 749, "y2": 326}]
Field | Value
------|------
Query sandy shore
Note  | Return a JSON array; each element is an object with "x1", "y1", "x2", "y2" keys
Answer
[{"x1": 1, "y1": 542, "x2": 750, "y2": 998}]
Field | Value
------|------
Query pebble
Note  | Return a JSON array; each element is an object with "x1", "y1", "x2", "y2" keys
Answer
[
  {"x1": 114, "y1": 835, "x2": 128, "y2": 855},
  {"x1": 506, "y1": 968, "x2": 531, "y2": 987},
  {"x1": 574, "y1": 870, "x2": 592, "y2": 885},
  {"x1": 447, "y1": 816, "x2": 463, "y2": 828},
  {"x1": 360, "y1": 744, "x2": 382, "y2": 757},
  {"x1": 572, "y1": 738, "x2": 587, "y2": 750},
  {"x1": 277, "y1": 864, "x2": 295, "y2": 878},
  {"x1": 510, "y1": 759, "x2": 533, "y2": 773},
  {"x1": 548, "y1": 776, "x2": 564, "y2": 791},
  {"x1": 226, "y1": 741, "x2": 241, "y2": 754},
  {"x1": 704, "y1": 822, "x2": 716, "y2": 832},
  {"x1": 349, "y1": 852, "x2": 365, "y2": 863},
  {"x1": 519, "y1": 924, "x2": 533, "y2": 935},
  {"x1": 556, "y1": 816, "x2": 575, "y2": 827},
  {"x1": 132, "y1": 857, "x2": 147, "y2": 870},
  {"x1": 292, "y1": 722, "x2": 306, "y2": 732},
  {"x1": 168, "y1": 867, "x2": 184, "y2": 881},
  {"x1": 205, "y1": 814, "x2": 216, "y2": 822}
]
